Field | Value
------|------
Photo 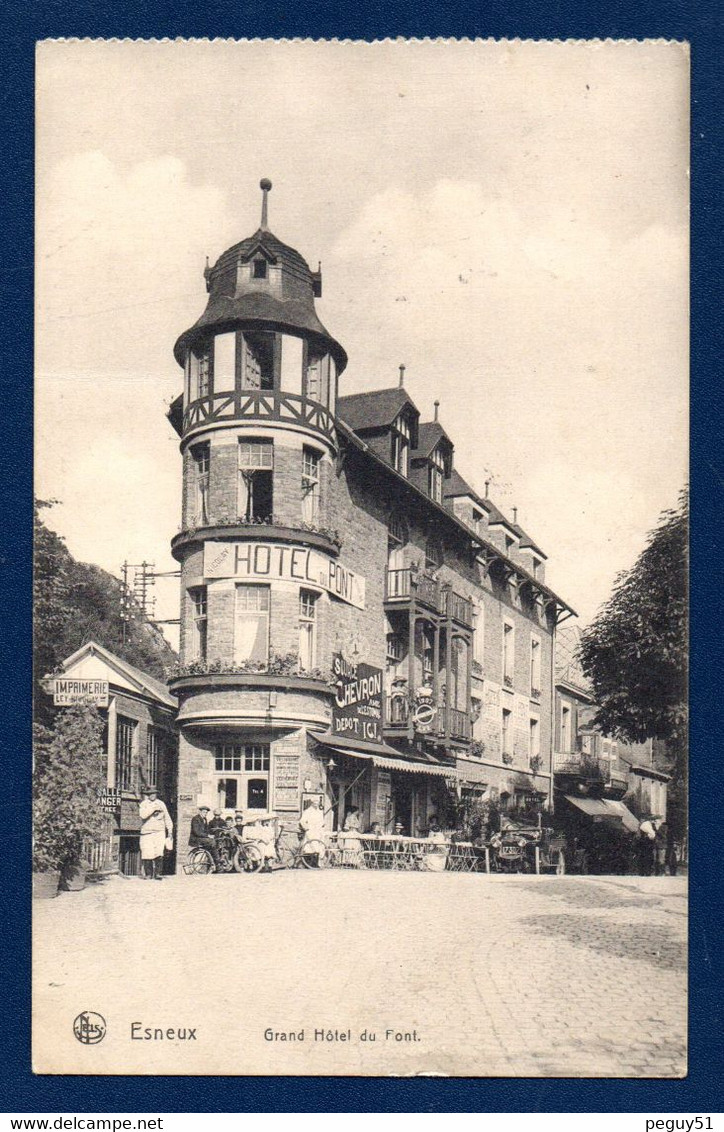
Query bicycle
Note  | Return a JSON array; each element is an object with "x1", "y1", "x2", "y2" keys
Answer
[
  {"x1": 184, "y1": 830, "x2": 238, "y2": 875},
  {"x1": 232, "y1": 839, "x2": 264, "y2": 873},
  {"x1": 275, "y1": 822, "x2": 328, "y2": 869}
]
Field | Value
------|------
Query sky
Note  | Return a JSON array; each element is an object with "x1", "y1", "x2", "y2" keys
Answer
[{"x1": 35, "y1": 39, "x2": 689, "y2": 648}]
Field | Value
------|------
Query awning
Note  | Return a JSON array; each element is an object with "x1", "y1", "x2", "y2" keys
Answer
[
  {"x1": 564, "y1": 795, "x2": 640, "y2": 832},
  {"x1": 311, "y1": 732, "x2": 457, "y2": 779}
]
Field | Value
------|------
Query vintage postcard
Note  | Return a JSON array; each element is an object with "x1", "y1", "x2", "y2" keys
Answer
[{"x1": 33, "y1": 38, "x2": 688, "y2": 1076}]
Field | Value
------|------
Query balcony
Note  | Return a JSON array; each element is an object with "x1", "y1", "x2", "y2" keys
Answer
[
  {"x1": 182, "y1": 389, "x2": 336, "y2": 444},
  {"x1": 438, "y1": 706, "x2": 472, "y2": 741},
  {"x1": 553, "y1": 751, "x2": 628, "y2": 794},
  {"x1": 384, "y1": 569, "x2": 473, "y2": 627},
  {"x1": 384, "y1": 695, "x2": 471, "y2": 743}
]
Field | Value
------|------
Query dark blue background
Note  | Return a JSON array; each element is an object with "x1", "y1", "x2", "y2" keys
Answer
[{"x1": 1, "y1": 0, "x2": 721, "y2": 1113}]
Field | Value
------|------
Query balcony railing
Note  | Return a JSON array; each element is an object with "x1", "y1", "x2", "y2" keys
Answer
[
  {"x1": 384, "y1": 695, "x2": 471, "y2": 742},
  {"x1": 384, "y1": 569, "x2": 473, "y2": 627},
  {"x1": 441, "y1": 706, "x2": 472, "y2": 741},
  {"x1": 386, "y1": 695, "x2": 410, "y2": 727},
  {"x1": 553, "y1": 752, "x2": 627, "y2": 784},
  {"x1": 182, "y1": 389, "x2": 335, "y2": 442}
]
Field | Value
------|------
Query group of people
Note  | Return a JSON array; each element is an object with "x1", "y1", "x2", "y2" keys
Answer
[{"x1": 189, "y1": 804, "x2": 278, "y2": 870}]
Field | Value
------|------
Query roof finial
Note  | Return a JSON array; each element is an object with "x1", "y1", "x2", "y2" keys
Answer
[
  {"x1": 260, "y1": 178, "x2": 272, "y2": 230},
  {"x1": 512, "y1": 506, "x2": 518, "y2": 524},
  {"x1": 399, "y1": 364, "x2": 406, "y2": 387},
  {"x1": 484, "y1": 478, "x2": 491, "y2": 498},
  {"x1": 434, "y1": 399, "x2": 440, "y2": 422}
]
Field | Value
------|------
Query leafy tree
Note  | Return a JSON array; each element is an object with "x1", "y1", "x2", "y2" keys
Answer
[
  {"x1": 34, "y1": 499, "x2": 177, "y2": 723},
  {"x1": 33, "y1": 703, "x2": 107, "y2": 872},
  {"x1": 579, "y1": 489, "x2": 688, "y2": 785}
]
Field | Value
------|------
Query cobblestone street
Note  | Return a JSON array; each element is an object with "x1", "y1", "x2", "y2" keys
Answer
[{"x1": 33, "y1": 872, "x2": 687, "y2": 1077}]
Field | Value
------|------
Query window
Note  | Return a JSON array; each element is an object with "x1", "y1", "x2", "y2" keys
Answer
[
  {"x1": 387, "y1": 514, "x2": 407, "y2": 590},
  {"x1": 530, "y1": 636, "x2": 541, "y2": 695},
  {"x1": 306, "y1": 352, "x2": 331, "y2": 407},
  {"x1": 298, "y1": 589, "x2": 318, "y2": 671},
  {"x1": 214, "y1": 744, "x2": 271, "y2": 811},
  {"x1": 234, "y1": 585, "x2": 270, "y2": 664},
  {"x1": 386, "y1": 633, "x2": 405, "y2": 666},
  {"x1": 115, "y1": 716, "x2": 137, "y2": 791},
  {"x1": 503, "y1": 621, "x2": 515, "y2": 686},
  {"x1": 532, "y1": 556, "x2": 542, "y2": 579},
  {"x1": 561, "y1": 704, "x2": 572, "y2": 752},
  {"x1": 252, "y1": 258, "x2": 267, "y2": 279},
  {"x1": 501, "y1": 708, "x2": 512, "y2": 757},
  {"x1": 242, "y1": 332, "x2": 274, "y2": 390},
  {"x1": 189, "y1": 586, "x2": 207, "y2": 660},
  {"x1": 391, "y1": 414, "x2": 410, "y2": 476},
  {"x1": 425, "y1": 537, "x2": 442, "y2": 572},
  {"x1": 189, "y1": 343, "x2": 211, "y2": 400},
  {"x1": 505, "y1": 534, "x2": 515, "y2": 554},
  {"x1": 238, "y1": 439, "x2": 274, "y2": 521},
  {"x1": 420, "y1": 624, "x2": 434, "y2": 684},
  {"x1": 146, "y1": 727, "x2": 160, "y2": 786},
  {"x1": 473, "y1": 599, "x2": 485, "y2": 667},
  {"x1": 529, "y1": 717, "x2": 540, "y2": 764},
  {"x1": 190, "y1": 442, "x2": 209, "y2": 525},
  {"x1": 301, "y1": 446, "x2": 321, "y2": 525},
  {"x1": 472, "y1": 508, "x2": 484, "y2": 534},
  {"x1": 428, "y1": 446, "x2": 444, "y2": 503}
]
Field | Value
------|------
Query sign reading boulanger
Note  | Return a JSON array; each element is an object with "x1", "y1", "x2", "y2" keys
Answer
[
  {"x1": 203, "y1": 540, "x2": 366, "y2": 610},
  {"x1": 53, "y1": 678, "x2": 110, "y2": 707},
  {"x1": 331, "y1": 652, "x2": 383, "y2": 744}
]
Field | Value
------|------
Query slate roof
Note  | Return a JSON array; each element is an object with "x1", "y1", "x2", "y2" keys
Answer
[
  {"x1": 411, "y1": 421, "x2": 451, "y2": 460},
  {"x1": 60, "y1": 641, "x2": 176, "y2": 709},
  {"x1": 337, "y1": 387, "x2": 416, "y2": 432}
]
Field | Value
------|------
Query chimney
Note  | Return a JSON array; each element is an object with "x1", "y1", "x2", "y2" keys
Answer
[
  {"x1": 399, "y1": 364, "x2": 406, "y2": 387},
  {"x1": 260, "y1": 178, "x2": 272, "y2": 230},
  {"x1": 434, "y1": 400, "x2": 440, "y2": 422},
  {"x1": 484, "y1": 479, "x2": 491, "y2": 498},
  {"x1": 512, "y1": 506, "x2": 518, "y2": 524}
]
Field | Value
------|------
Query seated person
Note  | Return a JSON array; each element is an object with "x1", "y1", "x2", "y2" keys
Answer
[
  {"x1": 423, "y1": 814, "x2": 448, "y2": 871},
  {"x1": 366, "y1": 820, "x2": 383, "y2": 836},
  {"x1": 188, "y1": 804, "x2": 220, "y2": 867},
  {"x1": 340, "y1": 805, "x2": 364, "y2": 866},
  {"x1": 208, "y1": 809, "x2": 225, "y2": 832},
  {"x1": 393, "y1": 820, "x2": 405, "y2": 836}
]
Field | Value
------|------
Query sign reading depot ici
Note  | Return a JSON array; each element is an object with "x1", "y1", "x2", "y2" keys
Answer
[
  {"x1": 332, "y1": 652, "x2": 383, "y2": 744},
  {"x1": 204, "y1": 541, "x2": 366, "y2": 610}
]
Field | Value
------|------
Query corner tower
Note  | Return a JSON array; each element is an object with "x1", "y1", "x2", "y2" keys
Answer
[{"x1": 168, "y1": 181, "x2": 350, "y2": 848}]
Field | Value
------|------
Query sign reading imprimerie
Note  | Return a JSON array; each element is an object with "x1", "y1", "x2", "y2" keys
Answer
[
  {"x1": 52, "y1": 678, "x2": 109, "y2": 707},
  {"x1": 203, "y1": 540, "x2": 366, "y2": 610}
]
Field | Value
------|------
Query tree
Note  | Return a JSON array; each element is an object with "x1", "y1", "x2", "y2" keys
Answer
[
  {"x1": 33, "y1": 499, "x2": 177, "y2": 724},
  {"x1": 578, "y1": 489, "x2": 688, "y2": 784},
  {"x1": 33, "y1": 703, "x2": 107, "y2": 872}
]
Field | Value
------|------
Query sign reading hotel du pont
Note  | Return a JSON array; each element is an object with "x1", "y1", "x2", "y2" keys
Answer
[
  {"x1": 52, "y1": 677, "x2": 110, "y2": 707},
  {"x1": 203, "y1": 540, "x2": 366, "y2": 610},
  {"x1": 331, "y1": 652, "x2": 383, "y2": 744}
]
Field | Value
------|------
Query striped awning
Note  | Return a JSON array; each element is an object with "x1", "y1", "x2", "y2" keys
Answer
[{"x1": 311, "y1": 732, "x2": 457, "y2": 779}]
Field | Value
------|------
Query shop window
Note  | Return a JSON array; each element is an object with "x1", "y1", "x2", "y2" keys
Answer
[
  {"x1": 298, "y1": 589, "x2": 318, "y2": 672},
  {"x1": 189, "y1": 586, "x2": 207, "y2": 661},
  {"x1": 115, "y1": 716, "x2": 137, "y2": 792},
  {"x1": 146, "y1": 727, "x2": 160, "y2": 786},
  {"x1": 503, "y1": 621, "x2": 515, "y2": 686},
  {"x1": 501, "y1": 707, "x2": 512, "y2": 758},
  {"x1": 428, "y1": 446, "x2": 445, "y2": 503},
  {"x1": 242, "y1": 332, "x2": 275, "y2": 390},
  {"x1": 530, "y1": 636, "x2": 541, "y2": 695},
  {"x1": 215, "y1": 744, "x2": 271, "y2": 812},
  {"x1": 190, "y1": 442, "x2": 209, "y2": 525},
  {"x1": 238, "y1": 439, "x2": 274, "y2": 521},
  {"x1": 234, "y1": 585, "x2": 270, "y2": 664},
  {"x1": 391, "y1": 414, "x2": 410, "y2": 476},
  {"x1": 301, "y1": 446, "x2": 321, "y2": 525}
]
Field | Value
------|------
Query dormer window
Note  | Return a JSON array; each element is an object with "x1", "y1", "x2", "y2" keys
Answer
[
  {"x1": 505, "y1": 534, "x2": 515, "y2": 554},
  {"x1": 428, "y1": 446, "x2": 445, "y2": 503},
  {"x1": 391, "y1": 414, "x2": 411, "y2": 476},
  {"x1": 252, "y1": 258, "x2": 268, "y2": 280}
]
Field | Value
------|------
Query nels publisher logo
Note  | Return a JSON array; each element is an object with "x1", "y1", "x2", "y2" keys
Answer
[{"x1": 73, "y1": 1011, "x2": 106, "y2": 1045}]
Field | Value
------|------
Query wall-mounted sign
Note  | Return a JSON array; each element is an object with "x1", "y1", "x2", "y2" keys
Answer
[
  {"x1": 97, "y1": 787, "x2": 121, "y2": 812},
  {"x1": 203, "y1": 541, "x2": 365, "y2": 610},
  {"x1": 53, "y1": 678, "x2": 109, "y2": 707},
  {"x1": 273, "y1": 752, "x2": 301, "y2": 811},
  {"x1": 331, "y1": 653, "x2": 383, "y2": 744}
]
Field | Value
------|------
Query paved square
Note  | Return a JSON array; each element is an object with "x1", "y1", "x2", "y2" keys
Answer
[{"x1": 33, "y1": 872, "x2": 687, "y2": 1076}]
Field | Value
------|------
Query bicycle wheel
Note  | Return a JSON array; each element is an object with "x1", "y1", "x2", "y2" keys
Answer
[
  {"x1": 233, "y1": 843, "x2": 263, "y2": 873},
  {"x1": 300, "y1": 839, "x2": 327, "y2": 868},
  {"x1": 187, "y1": 848, "x2": 214, "y2": 875}
]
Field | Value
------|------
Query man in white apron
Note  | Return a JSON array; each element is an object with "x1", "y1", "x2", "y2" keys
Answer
[{"x1": 138, "y1": 785, "x2": 173, "y2": 880}]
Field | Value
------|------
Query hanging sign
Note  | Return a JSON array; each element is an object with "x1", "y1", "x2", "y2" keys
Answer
[
  {"x1": 204, "y1": 541, "x2": 365, "y2": 609},
  {"x1": 331, "y1": 653, "x2": 383, "y2": 744},
  {"x1": 412, "y1": 685, "x2": 437, "y2": 735},
  {"x1": 53, "y1": 678, "x2": 109, "y2": 707}
]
